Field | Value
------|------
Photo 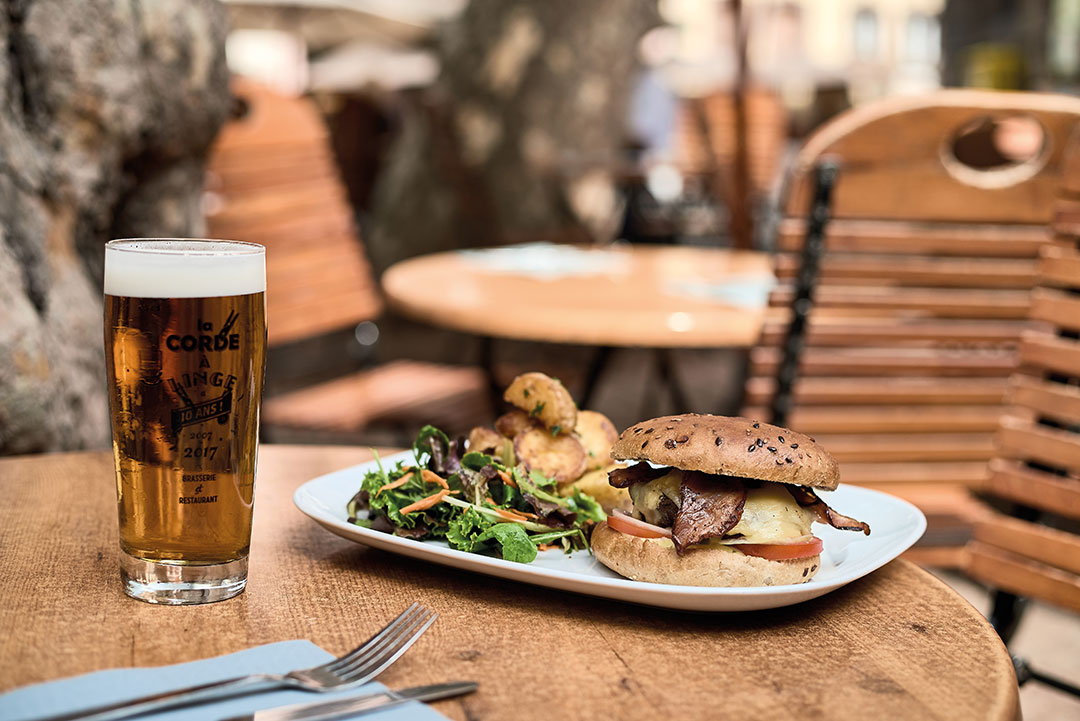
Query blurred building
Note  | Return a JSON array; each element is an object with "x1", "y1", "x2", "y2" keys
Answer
[{"x1": 659, "y1": 0, "x2": 944, "y2": 131}]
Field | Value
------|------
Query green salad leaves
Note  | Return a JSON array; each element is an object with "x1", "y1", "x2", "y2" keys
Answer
[{"x1": 346, "y1": 425, "x2": 605, "y2": 563}]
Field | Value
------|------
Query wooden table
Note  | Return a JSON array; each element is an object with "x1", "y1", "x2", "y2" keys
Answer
[
  {"x1": 382, "y1": 244, "x2": 773, "y2": 348},
  {"x1": 382, "y1": 244, "x2": 774, "y2": 408},
  {"x1": 1, "y1": 446, "x2": 1020, "y2": 721}
]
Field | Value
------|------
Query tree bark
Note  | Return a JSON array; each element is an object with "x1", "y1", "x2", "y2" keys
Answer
[
  {"x1": 367, "y1": 0, "x2": 660, "y2": 277},
  {"x1": 0, "y1": 0, "x2": 230, "y2": 454}
]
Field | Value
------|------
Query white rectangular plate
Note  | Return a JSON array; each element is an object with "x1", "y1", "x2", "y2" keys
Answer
[{"x1": 293, "y1": 452, "x2": 926, "y2": 612}]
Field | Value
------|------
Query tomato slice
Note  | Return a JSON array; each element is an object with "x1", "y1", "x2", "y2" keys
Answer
[
  {"x1": 606, "y1": 511, "x2": 672, "y2": 539},
  {"x1": 736, "y1": 537, "x2": 823, "y2": 560}
]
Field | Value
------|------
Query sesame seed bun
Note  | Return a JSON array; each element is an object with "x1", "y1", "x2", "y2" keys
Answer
[
  {"x1": 610, "y1": 414, "x2": 839, "y2": 491},
  {"x1": 591, "y1": 521, "x2": 819, "y2": 586}
]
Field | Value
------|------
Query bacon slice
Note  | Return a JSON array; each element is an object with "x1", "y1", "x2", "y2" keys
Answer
[
  {"x1": 671, "y1": 472, "x2": 747, "y2": 555},
  {"x1": 608, "y1": 462, "x2": 670, "y2": 488},
  {"x1": 787, "y1": 486, "x2": 871, "y2": 535}
]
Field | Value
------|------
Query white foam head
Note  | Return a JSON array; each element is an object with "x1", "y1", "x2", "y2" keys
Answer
[{"x1": 104, "y1": 239, "x2": 266, "y2": 298}]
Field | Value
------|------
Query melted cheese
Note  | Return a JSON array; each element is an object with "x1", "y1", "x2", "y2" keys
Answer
[
  {"x1": 629, "y1": 473, "x2": 814, "y2": 544},
  {"x1": 725, "y1": 484, "x2": 815, "y2": 543},
  {"x1": 628, "y1": 470, "x2": 683, "y2": 525}
]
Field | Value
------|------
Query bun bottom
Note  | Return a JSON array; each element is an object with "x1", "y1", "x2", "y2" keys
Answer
[{"x1": 591, "y1": 521, "x2": 819, "y2": 587}]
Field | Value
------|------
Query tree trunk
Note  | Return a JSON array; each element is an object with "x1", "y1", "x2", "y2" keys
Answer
[
  {"x1": 0, "y1": 0, "x2": 230, "y2": 454},
  {"x1": 367, "y1": 0, "x2": 660, "y2": 277}
]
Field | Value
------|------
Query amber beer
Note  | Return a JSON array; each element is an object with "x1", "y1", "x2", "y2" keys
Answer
[{"x1": 104, "y1": 239, "x2": 266, "y2": 604}]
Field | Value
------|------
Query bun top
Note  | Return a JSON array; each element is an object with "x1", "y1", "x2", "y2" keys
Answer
[{"x1": 610, "y1": 414, "x2": 839, "y2": 490}]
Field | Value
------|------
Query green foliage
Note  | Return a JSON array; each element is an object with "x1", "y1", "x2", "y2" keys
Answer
[
  {"x1": 348, "y1": 425, "x2": 605, "y2": 564},
  {"x1": 476, "y1": 523, "x2": 537, "y2": 563},
  {"x1": 446, "y1": 506, "x2": 493, "y2": 552},
  {"x1": 566, "y1": 488, "x2": 606, "y2": 524}
]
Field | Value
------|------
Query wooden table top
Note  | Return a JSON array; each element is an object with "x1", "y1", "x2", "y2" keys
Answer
[
  {"x1": 381, "y1": 244, "x2": 774, "y2": 347},
  {"x1": 0, "y1": 446, "x2": 1019, "y2": 721}
]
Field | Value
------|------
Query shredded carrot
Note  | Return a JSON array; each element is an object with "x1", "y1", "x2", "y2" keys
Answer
[
  {"x1": 497, "y1": 470, "x2": 517, "y2": 488},
  {"x1": 377, "y1": 467, "x2": 447, "y2": 496},
  {"x1": 376, "y1": 471, "x2": 414, "y2": 496},
  {"x1": 537, "y1": 544, "x2": 558, "y2": 551},
  {"x1": 421, "y1": 469, "x2": 449, "y2": 489},
  {"x1": 494, "y1": 507, "x2": 537, "y2": 522},
  {"x1": 400, "y1": 489, "x2": 451, "y2": 515}
]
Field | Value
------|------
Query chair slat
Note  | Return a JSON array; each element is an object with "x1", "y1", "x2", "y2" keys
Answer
[
  {"x1": 814, "y1": 433, "x2": 995, "y2": 463},
  {"x1": 777, "y1": 218, "x2": 1047, "y2": 257},
  {"x1": 996, "y1": 415, "x2": 1080, "y2": 474},
  {"x1": 1052, "y1": 197, "x2": 1080, "y2": 237},
  {"x1": 1037, "y1": 244, "x2": 1080, "y2": 289},
  {"x1": 986, "y1": 458, "x2": 1080, "y2": 520},
  {"x1": 758, "y1": 319, "x2": 1027, "y2": 347},
  {"x1": 1018, "y1": 332, "x2": 1080, "y2": 377},
  {"x1": 209, "y1": 210, "x2": 355, "y2": 247},
  {"x1": 974, "y1": 515, "x2": 1080, "y2": 576},
  {"x1": 743, "y1": 376, "x2": 1007, "y2": 406},
  {"x1": 1029, "y1": 288, "x2": 1080, "y2": 332},
  {"x1": 750, "y1": 347, "x2": 1017, "y2": 377},
  {"x1": 862, "y1": 483, "x2": 991, "y2": 518},
  {"x1": 839, "y1": 461, "x2": 989, "y2": 486},
  {"x1": 773, "y1": 253, "x2": 1037, "y2": 289},
  {"x1": 1065, "y1": 137, "x2": 1080, "y2": 196},
  {"x1": 903, "y1": 547, "x2": 971, "y2": 569},
  {"x1": 769, "y1": 286, "x2": 1031, "y2": 319},
  {"x1": 968, "y1": 543, "x2": 1080, "y2": 614},
  {"x1": 739, "y1": 405, "x2": 1001, "y2": 434},
  {"x1": 1007, "y1": 375, "x2": 1080, "y2": 426}
]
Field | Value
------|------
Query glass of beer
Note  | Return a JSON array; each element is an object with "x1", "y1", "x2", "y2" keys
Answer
[{"x1": 104, "y1": 239, "x2": 266, "y2": 604}]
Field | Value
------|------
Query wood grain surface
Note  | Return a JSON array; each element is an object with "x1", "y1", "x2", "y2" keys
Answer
[
  {"x1": 782, "y1": 90, "x2": 1080, "y2": 224},
  {"x1": 381, "y1": 245, "x2": 773, "y2": 348},
  {"x1": 0, "y1": 447, "x2": 1019, "y2": 721}
]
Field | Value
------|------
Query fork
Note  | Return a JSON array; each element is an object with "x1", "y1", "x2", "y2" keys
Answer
[{"x1": 36, "y1": 603, "x2": 437, "y2": 721}]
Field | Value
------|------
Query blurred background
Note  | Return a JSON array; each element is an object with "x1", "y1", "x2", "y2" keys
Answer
[
  {"x1": 4, "y1": 0, "x2": 1080, "y2": 455},
  {"x1": 3, "y1": 1, "x2": 1080, "y2": 717}
]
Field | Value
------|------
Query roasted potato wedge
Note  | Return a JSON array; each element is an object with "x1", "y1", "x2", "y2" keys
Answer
[
  {"x1": 503, "y1": 372, "x2": 577, "y2": 434},
  {"x1": 574, "y1": 410, "x2": 618, "y2": 472},
  {"x1": 468, "y1": 426, "x2": 516, "y2": 465},
  {"x1": 559, "y1": 464, "x2": 631, "y2": 513},
  {"x1": 494, "y1": 409, "x2": 534, "y2": 439},
  {"x1": 467, "y1": 426, "x2": 502, "y2": 454},
  {"x1": 513, "y1": 428, "x2": 587, "y2": 483}
]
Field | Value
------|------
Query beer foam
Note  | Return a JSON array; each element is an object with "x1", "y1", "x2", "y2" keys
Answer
[{"x1": 105, "y1": 239, "x2": 266, "y2": 298}]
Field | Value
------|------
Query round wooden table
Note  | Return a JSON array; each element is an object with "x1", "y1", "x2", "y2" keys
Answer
[
  {"x1": 382, "y1": 244, "x2": 774, "y2": 348},
  {"x1": 382, "y1": 243, "x2": 775, "y2": 409},
  {"x1": 0, "y1": 447, "x2": 1020, "y2": 721}
]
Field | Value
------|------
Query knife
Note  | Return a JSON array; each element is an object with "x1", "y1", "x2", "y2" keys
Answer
[{"x1": 218, "y1": 682, "x2": 478, "y2": 721}]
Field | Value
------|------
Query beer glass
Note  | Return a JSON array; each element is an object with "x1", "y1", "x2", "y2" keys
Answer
[{"x1": 104, "y1": 239, "x2": 266, "y2": 604}]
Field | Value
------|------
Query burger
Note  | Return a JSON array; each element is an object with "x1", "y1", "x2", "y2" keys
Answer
[{"x1": 591, "y1": 414, "x2": 870, "y2": 587}]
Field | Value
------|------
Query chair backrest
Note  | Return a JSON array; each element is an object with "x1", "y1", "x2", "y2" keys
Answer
[
  {"x1": 675, "y1": 88, "x2": 788, "y2": 200},
  {"x1": 204, "y1": 79, "x2": 382, "y2": 350},
  {"x1": 742, "y1": 91, "x2": 1080, "y2": 550},
  {"x1": 966, "y1": 130, "x2": 1080, "y2": 613}
]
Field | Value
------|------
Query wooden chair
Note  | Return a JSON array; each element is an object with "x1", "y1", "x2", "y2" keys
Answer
[
  {"x1": 675, "y1": 88, "x2": 788, "y2": 201},
  {"x1": 741, "y1": 90, "x2": 1080, "y2": 565},
  {"x1": 204, "y1": 79, "x2": 490, "y2": 441},
  {"x1": 960, "y1": 133, "x2": 1080, "y2": 696}
]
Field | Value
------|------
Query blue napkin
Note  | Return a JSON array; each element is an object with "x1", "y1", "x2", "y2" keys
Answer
[{"x1": 0, "y1": 641, "x2": 451, "y2": 721}]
